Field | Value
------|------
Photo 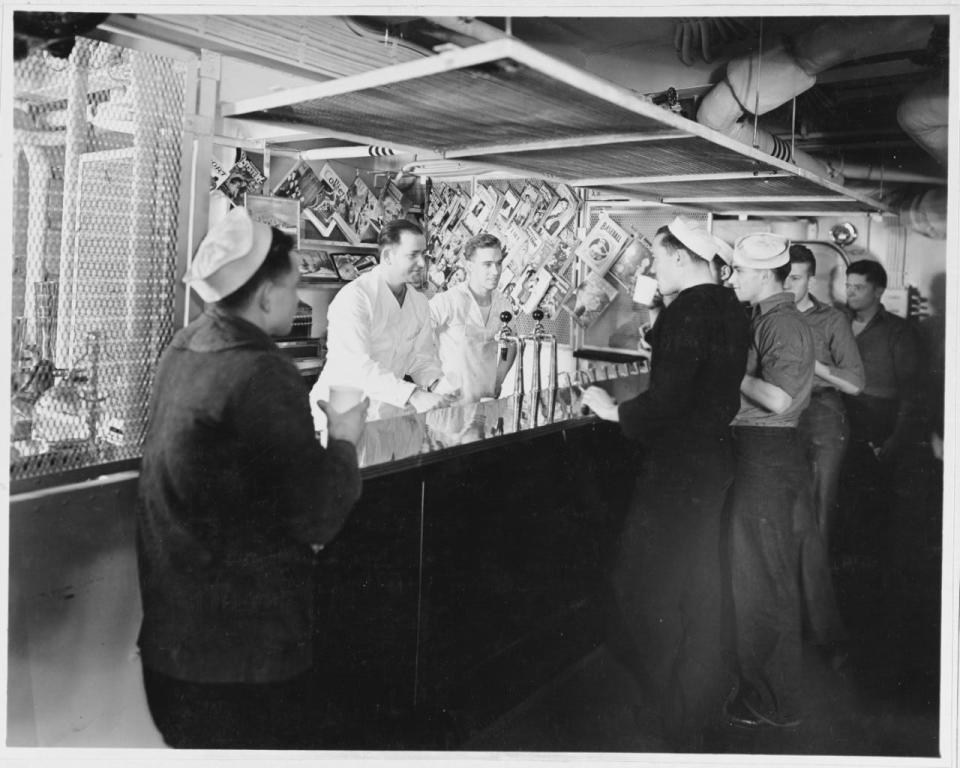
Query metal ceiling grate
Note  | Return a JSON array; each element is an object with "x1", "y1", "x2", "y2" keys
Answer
[
  {"x1": 454, "y1": 137, "x2": 761, "y2": 181},
  {"x1": 224, "y1": 37, "x2": 890, "y2": 214}
]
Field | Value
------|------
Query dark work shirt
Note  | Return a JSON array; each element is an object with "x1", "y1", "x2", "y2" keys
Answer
[
  {"x1": 800, "y1": 294, "x2": 864, "y2": 393},
  {"x1": 618, "y1": 283, "x2": 749, "y2": 449},
  {"x1": 137, "y1": 308, "x2": 362, "y2": 684},
  {"x1": 844, "y1": 303, "x2": 922, "y2": 445},
  {"x1": 734, "y1": 291, "x2": 815, "y2": 428},
  {"x1": 849, "y1": 304, "x2": 920, "y2": 401}
]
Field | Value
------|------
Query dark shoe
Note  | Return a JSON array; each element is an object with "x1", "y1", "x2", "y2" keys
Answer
[
  {"x1": 743, "y1": 697, "x2": 802, "y2": 728},
  {"x1": 723, "y1": 693, "x2": 764, "y2": 729}
]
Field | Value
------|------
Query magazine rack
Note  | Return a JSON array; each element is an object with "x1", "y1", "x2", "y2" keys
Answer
[{"x1": 223, "y1": 37, "x2": 889, "y2": 217}]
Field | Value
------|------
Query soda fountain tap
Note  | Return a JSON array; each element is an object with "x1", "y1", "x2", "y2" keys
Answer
[
  {"x1": 525, "y1": 309, "x2": 559, "y2": 425},
  {"x1": 496, "y1": 310, "x2": 525, "y2": 432}
]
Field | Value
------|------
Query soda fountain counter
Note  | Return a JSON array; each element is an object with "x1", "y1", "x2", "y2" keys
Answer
[
  {"x1": 7, "y1": 372, "x2": 646, "y2": 748},
  {"x1": 315, "y1": 373, "x2": 645, "y2": 748}
]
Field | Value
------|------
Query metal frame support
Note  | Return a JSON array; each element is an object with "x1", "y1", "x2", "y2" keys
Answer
[{"x1": 175, "y1": 49, "x2": 220, "y2": 330}]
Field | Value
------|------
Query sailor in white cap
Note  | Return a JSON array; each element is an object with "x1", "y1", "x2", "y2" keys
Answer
[
  {"x1": 581, "y1": 215, "x2": 750, "y2": 748},
  {"x1": 723, "y1": 232, "x2": 816, "y2": 730},
  {"x1": 137, "y1": 207, "x2": 367, "y2": 748}
]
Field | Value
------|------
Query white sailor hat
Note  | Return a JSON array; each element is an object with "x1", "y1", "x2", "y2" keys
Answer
[
  {"x1": 712, "y1": 234, "x2": 734, "y2": 266},
  {"x1": 666, "y1": 216, "x2": 717, "y2": 260},
  {"x1": 183, "y1": 207, "x2": 273, "y2": 302},
  {"x1": 732, "y1": 233, "x2": 790, "y2": 270}
]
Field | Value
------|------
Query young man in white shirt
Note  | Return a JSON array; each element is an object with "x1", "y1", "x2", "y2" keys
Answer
[
  {"x1": 312, "y1": 219, "x2": 452, "y2": 425},
  {"x1": 429, "y1": 233, "x2": 517, "y2": 403}
]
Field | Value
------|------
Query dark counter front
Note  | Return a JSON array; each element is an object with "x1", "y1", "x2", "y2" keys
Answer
[{"x1": 313, "y1": 380, "x2": 644, "y2": 749}]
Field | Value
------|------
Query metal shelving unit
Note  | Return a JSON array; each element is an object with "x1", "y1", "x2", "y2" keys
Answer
[{"x1": 223, "y1": 37, "x2": 891, "y2": 217}]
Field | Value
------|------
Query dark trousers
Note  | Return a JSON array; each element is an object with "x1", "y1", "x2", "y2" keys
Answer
[
  {"x1": 727, "y1": 426, "x2": 805, "y2": 723},
  {"x1": 797, "y1": 389, "x2": 849, "y2": 549},
  {"x1": 606, "y1": 440, "x2": 735, "y2": 747},
  {"x1": 142, "y1": 664, "x2": 324, "y2": 749},
  {"x1": 795, "y1": 392, "x2": 848, "y2": 648}
]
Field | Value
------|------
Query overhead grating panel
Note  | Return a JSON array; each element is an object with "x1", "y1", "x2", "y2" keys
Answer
[
  {"x1": 454, "y1": 137, "x2": 767, "y2": 182},
  {"x1": 231, "y1": 65, "x2": 668, "y2": 154},
  {"x1": 603, "y1": 174, "x2": 840, "y2": 201},
  {"x1": 224, "y1": 37, "x2": 889, "y2": 214}
]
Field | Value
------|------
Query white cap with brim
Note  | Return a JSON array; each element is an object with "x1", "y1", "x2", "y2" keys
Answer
[
  {"x1": 712, "y1": 235, "x2": 734, "y2": 266},
  {"x1": 183, "y1": 207, "x2": 273, "y2": 302},
  {"x1": 732, "y1": 233, "x2": 790, "y2": 270},
  {"x1": 666, "y1": 216, "x2": 717, "y2": 261}
]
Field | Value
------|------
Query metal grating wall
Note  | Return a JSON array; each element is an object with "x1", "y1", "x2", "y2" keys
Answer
[{"x1": 10, "y1": 39, "x2": 187, "y2": 483}]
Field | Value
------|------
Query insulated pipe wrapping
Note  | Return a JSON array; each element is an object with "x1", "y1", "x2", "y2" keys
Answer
[
  {"x1": 697, "y1": 17, "x2": 937, "y2": 184},
  {"x1": 897, "y1": 80, "x2": 949, "y2": 166},
  {"x1": 697, "y1": 46, "x2": 839, "y2": 180}
]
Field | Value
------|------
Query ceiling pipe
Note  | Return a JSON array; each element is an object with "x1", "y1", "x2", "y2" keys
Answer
[
  {"x1": 697, "y1": 17, "x2": 937, "y2": 184},
  {"x1": 839, "y1": 163, "x2": 946, "y2": 186}
]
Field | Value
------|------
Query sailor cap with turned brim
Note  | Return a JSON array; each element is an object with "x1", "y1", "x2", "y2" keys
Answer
[
  {"x1": 183, "y1": 207, "x2": 273, "y2": 302},
  {"x1": 712, "y1": 234, "x2": 734, "y2": 266},
  {"x1": 732, "y1": 233, "x2": 790, "y2": 270},
  {"x1": 666, "y1": 216, "x2": 719, "y2": 261}
]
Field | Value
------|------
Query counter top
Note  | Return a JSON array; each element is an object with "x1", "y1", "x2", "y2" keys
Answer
[{"x1": 355, "y1": 374, "x2": 645, "y2": 479}]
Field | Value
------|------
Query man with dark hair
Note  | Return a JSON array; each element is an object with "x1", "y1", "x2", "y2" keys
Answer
[
  {"x1": 312, "y1": 219, "x2": 453, "y2": 422},
  {"x1": 429, "y1": 233, "x2": 517, "y2": 402},
  {"x1": 724, "y1": 233, "x2": 815, "y2": 730},
  {"x1": 786, "y1": 244, "x2": 863, "y2": 662},
  {"x1": 137, "y1": 207, "x2": 368, "y2": 748},
  {"x1": 582, "y1": 217, "x2": 749, "y2": 750},
  {"x1": 841, "y1": 259, "x2": 923, "y2": 581}
]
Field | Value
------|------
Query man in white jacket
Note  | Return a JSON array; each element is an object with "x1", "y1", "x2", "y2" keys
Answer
[
  {"x1": 312, "y1": 219, "x2": 452, "y2": 426},
  {"x1": 429, "y1": 233, "x2": 516, "y2": 403}
]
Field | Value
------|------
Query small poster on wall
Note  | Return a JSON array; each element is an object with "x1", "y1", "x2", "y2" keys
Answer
[
  {"x1": 296, "y1": 248, "x2": 339, "y2": 281},
  {"x1": 575, "y1": 214, "x2": 630, "y2": 278},
  {"x1": 540, "y1": 186, "x2": 579, "y2": 237},
  {"x1": 539, "y1": 274, "x2": 572, "y2": 319},
  {"x1": 608, "y1": 235, "x2": 655, "y2": 293},
  {"x1": 562, "y1": 271, "x2": 619, "y2": 328}
]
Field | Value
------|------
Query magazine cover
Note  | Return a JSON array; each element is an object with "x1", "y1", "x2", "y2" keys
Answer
[
  {"x1": 214, "y1": 154, "x2": 266, "y2": 207},
  {"x1": 520, "y1": 268, "x2": 556, "y2": 315},
  {"x1": 511, "y1": 266, "x2": 540, "y2": 306},
  {"x1": 539, "y1": 274, "x2": 572, "y2": 319},
  {"x1": 562, "y1": 271, "x2": 620, "y2": 328},
  {"x1": 509, "y1": 183, "x2": 541, "y2": 228},
  {"x1": 347, "y1": 175, "x2": 382, "y2": 243},
  {"x1": 244, "y1": 194, "x2": 300, "y2": 243},
  {"x1": 318, "y1": 164, "x2": 358, "y2": 243},
  {"x1": 379, "y1": 181, "x2": 404, "y2": 223},
  {"x1": 608, "y1": 235, "x2": 655, "y2": 292},
  {"x1": 540, "y1": 236, "x2": 576, "y2": 278},
  {"x1": 496, "y1": 186, "x2": 520, "y2": 225},
  {"x1": 575, "y1": 214, "x2": 631, "y2": 277},
  {"x1": 540, "y1": 187, "x2": 578, "y2": 237},
  {"x1": 527, "y1": 182, "x2": 558, "y2": 229},
  {"x1": 296, "y1": 248, "x2": 339, "y2": 281},
  {"x1": 332, "y1": 252, "x2": 378, "y2": 282},
  {"x1": 463, "y1": 186, "x2": 496, "y2": 234}
]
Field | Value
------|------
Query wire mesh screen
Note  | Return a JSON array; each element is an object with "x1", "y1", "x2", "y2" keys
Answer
[{"x1": 10, "y1": 39, "x2": 187, "y2": 483}]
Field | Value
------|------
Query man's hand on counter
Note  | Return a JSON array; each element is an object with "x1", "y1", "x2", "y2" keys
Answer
[
  {"x1": 581, "y1": 386, "x2": 620, "y2": 423},
  {"x1": 409, "y1": 388, "x2": 458, "y2": 413},
  {"x1": 317, "y1": 398, "x2": 369, "y2": 445}
]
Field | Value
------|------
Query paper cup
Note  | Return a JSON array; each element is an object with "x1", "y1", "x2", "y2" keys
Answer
[
  {"x1": 632, "y1": 274, "x2": 659, "y2": 306},
  {"x1": 328, "y1": 385, "x2": 364, "y2": 413}
]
